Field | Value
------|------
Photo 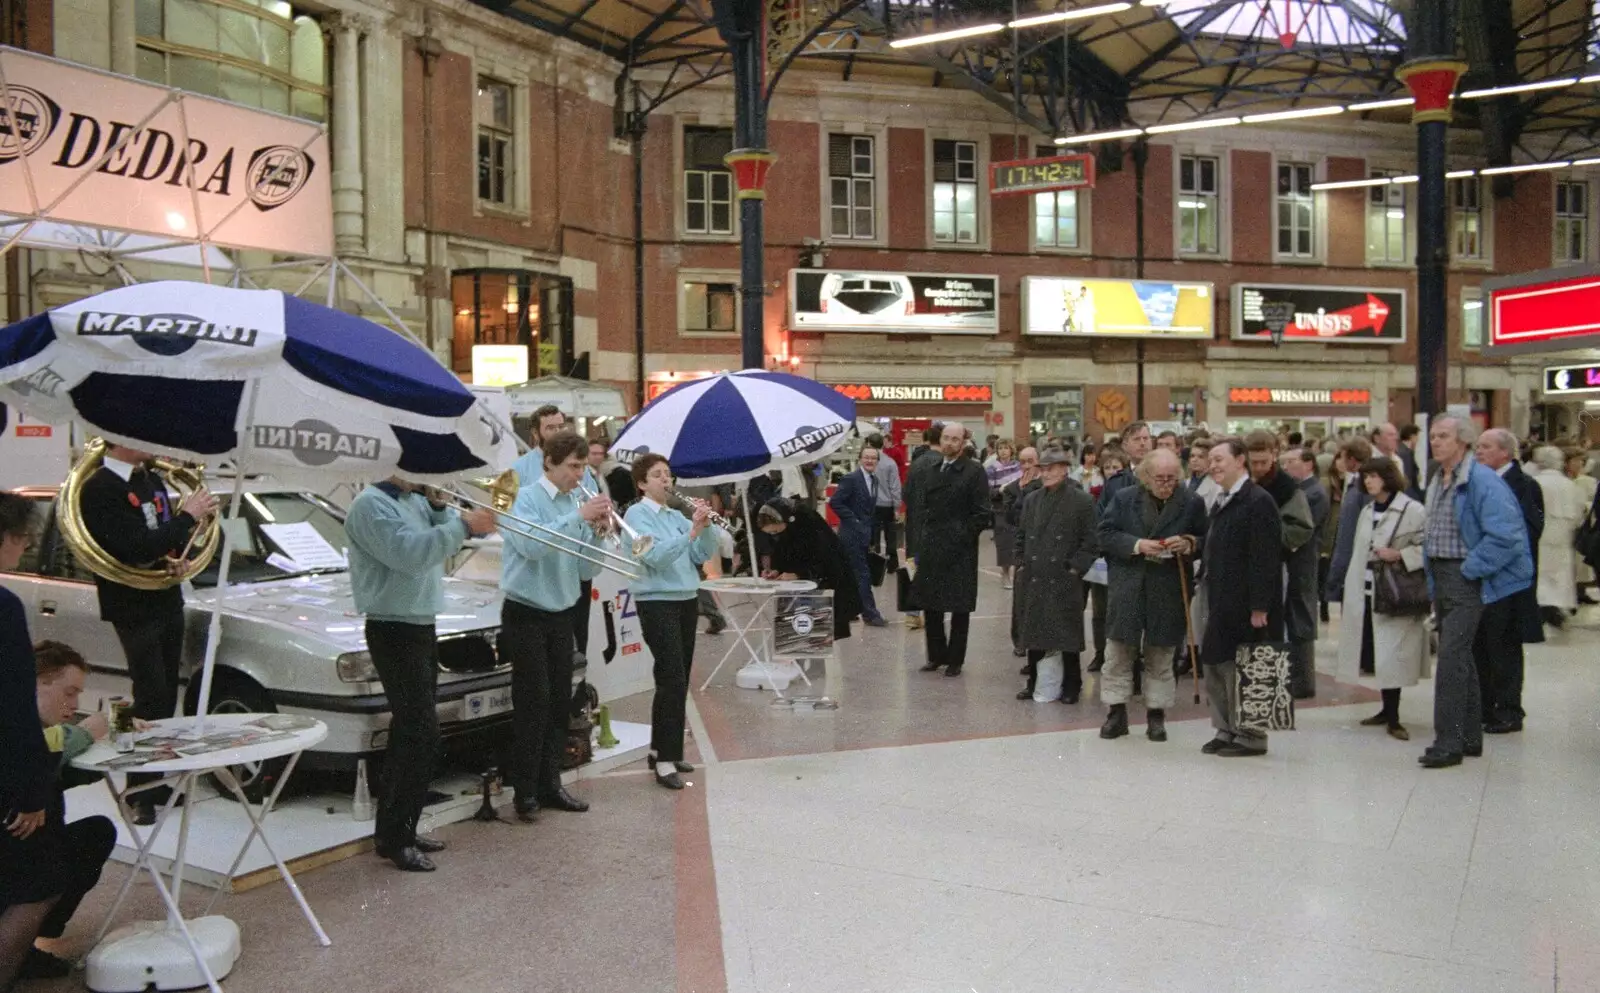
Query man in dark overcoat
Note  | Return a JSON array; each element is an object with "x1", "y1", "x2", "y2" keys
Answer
[
  {"x1": 1014, "y1": 448, "x2": 1098, "y2": 702},
  {"x1": 1097, "y1": 450, "x2": 1206, "y2": 741},
  {"x1": 1472, "y1": 428, "x2": 1545, "y2": 733},
  {"x1": 905, "y1": 421, "x2": 991, "y2": 676},
  {"x1": 1200, "y1": 437, "x2": 1282, "y2": 757}
]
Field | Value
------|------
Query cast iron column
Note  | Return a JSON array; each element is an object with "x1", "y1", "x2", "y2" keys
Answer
[
  {"x1": 715, "y1": 0, "x2": 775, "y2": 371},
  {"x1": 1397, "y1": 1, "x2": 1464, "y2": 418}
]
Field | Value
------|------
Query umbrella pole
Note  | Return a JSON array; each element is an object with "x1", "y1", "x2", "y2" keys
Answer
[{"x1": 739, "y1": 479, "x2": 758, "y2": 577}]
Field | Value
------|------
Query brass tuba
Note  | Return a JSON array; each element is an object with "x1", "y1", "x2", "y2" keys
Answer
[{"x1": 57, "y1": 437, "x2": 221, "y2": 590}]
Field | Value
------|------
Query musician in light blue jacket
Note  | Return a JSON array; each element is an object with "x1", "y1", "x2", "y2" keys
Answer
[
  {"x1": 499, "y1": 432, "x2": 611, "y2": 821},
  {"x1": 624, "y1": 453, "x2": 718, "y2": 790}
]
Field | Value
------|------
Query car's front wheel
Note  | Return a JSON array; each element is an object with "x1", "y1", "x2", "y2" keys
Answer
[{"x1": 196, "y1": 671, "x2": 288, "y2": 805}]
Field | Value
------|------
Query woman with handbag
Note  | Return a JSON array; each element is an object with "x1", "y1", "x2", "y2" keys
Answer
[{"x1": 1337, "y1": 458, "x2": 1429, "y2": 740}]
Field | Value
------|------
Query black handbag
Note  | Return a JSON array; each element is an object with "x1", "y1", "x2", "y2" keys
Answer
[
  {"x1": 867, "y1": 551, "x2": 887, "y2": 587},
  {"x1": 896, "y1": 566, "x2": 920, "y2": 611},
  {"x1": 1371, "y1": 559, "x2": 1431, "y2": 616},
  {"x1": 1577, "y1": 498, "x2": 1600, "y2": 569}
]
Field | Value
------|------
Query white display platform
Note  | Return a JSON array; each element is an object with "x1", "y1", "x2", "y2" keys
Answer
[{"x1": 65, "y1": 720, "x2": 651, "y2": 891}]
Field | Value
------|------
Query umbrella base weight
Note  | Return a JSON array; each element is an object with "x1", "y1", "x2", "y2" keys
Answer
[
  {"x1": 735, "y1": 660, "x2": 802, "y2": 691},
  {"x1": 86, "y1": 917, "x2": 241, "y2": 992}
]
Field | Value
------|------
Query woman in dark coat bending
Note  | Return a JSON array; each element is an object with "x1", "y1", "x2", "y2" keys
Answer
[{"x1": 758, "y1": 498, "x2": 861, "y2": 639}]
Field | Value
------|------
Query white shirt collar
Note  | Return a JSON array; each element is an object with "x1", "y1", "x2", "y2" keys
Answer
[
  {"x1": 1221, "y1": 475, "x2": 1247, "y2": 499},
  {"x1": 1495, "y1": 462, "x2": 1511, "y2": 477},
  {"x1": 641, "y1": 495, "x2": 668, "y2": 512},
  {"x1": 102, "y1": 456, "x2": 138, "y2": 482},
  {"x1": 538, "y1": 474, "x2": 565, "y2": 500}
]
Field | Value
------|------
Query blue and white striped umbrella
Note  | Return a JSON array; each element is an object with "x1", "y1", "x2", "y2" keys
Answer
[
  {"x1": 0, "y1": 281, "x2": 504, "y2": 486},
  {"x1": 610, "y1": 370, "x2": 856, "y2": 483}
]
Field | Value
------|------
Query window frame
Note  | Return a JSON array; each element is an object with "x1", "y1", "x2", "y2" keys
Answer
[
  {"x1": 929, "y1": 137, "x2": 981, "y2": 247},
  {"x1": 1365, "y1": 168, "x2": 1412, "y2": 268},
  {"x1": 1461, "y1": 286, "x2": 1484, "y2": 352},
  {"x1": 1176, "y1": 151, "x2": 1224, "y2": 258},
  {"x1": 469, "y1": 67, "x2": 529, "y2": 218},
  {"x1": 820, "y1": 126, "x2": 887, "y2": 247},
  {"x1": 1025, "y1": 143, "x2": 1090, "y2": 254},
  {"x1": 1450, "y1": 175, "x2": 1491, "y2": 267},
  {"x1": 679, "y1": 122, "x2": 738, "y2": 241},
  {"x1": 1273, "y1": 157, "x2": 1321, "y2": 263},
  {"x1": 677, "y1": 268, "x2": 742, "y2": 339},
  {"x1": 1554, "y1": 178, "x2": 1592, "y2": 266}
]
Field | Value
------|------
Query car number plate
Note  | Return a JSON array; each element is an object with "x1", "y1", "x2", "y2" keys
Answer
[{"x1": 462, "y1": 688, "x2": 514, "y2": 720}]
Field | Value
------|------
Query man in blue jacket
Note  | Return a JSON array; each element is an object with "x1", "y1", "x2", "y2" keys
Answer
[
  {"x1": 346, "y1": 479, "x2": 494, "y2": 871},
  {"x1": 1419, "y1": 416, "x2": 1534, "y2": 769}
]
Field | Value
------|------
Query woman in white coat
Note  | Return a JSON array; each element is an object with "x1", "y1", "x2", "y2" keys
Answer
[
  {"x1": 1566, "y1": 449, "x2": 1598, "y2": 601},
  {"x1": 1338, "y1": 457, "x2": 1429, "y2": 740},
  {"x1": 1531, "y1": 445, "x2": 1584, "y2": 625}
]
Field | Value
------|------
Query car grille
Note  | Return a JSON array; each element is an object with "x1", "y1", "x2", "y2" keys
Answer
[{"x1": 437, "y1": 632, "x2": 501, "y2": 674}]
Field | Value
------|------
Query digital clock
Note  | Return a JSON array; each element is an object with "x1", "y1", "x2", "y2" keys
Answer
[{"x1": 988, "y1": 153, "x2": 1096, "y2": 197}]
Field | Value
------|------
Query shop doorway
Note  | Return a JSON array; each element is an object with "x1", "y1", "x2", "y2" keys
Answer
[{"x1": 450, "y1": 268, "x2": 575, "y2": 378}]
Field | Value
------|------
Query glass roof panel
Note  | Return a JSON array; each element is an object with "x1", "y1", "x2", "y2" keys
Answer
[{"x1": 1158, "y1": 0, "x2": 1406, "y2": 49}]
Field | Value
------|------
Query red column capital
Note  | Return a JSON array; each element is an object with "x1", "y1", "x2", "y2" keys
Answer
[
  {"x1": 724, "y1": 148, "x2": 777, "y2": 200},
  {"x1": 1395, "y1": 59, "x2": 1468, "y2": 125}
]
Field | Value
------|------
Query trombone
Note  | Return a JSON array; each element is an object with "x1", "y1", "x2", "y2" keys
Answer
[
  {"x1": 452, "y1": 470, "x2": 642, "y2": 580},
  {"x1": 577, "y1": 479, "x2": 654, "y2": 557}
]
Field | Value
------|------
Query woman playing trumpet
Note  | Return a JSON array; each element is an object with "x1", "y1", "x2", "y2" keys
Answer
[{"x1": 624, "y1": 455, "x2": 719, "y2": 790}]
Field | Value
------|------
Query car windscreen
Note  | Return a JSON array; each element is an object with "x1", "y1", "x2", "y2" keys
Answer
[{"x1": 191, "y1": 492, "x2": 351, "y2": 587}]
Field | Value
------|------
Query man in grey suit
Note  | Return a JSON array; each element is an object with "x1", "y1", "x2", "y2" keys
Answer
[{"x1": 1283, "y1": 446, "x2": 1329, "y2": 697}]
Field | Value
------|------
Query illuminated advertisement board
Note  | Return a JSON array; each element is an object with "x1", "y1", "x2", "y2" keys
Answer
[{"x1": 1022, "y1": 276, "x2": 1214, "y2": 338}]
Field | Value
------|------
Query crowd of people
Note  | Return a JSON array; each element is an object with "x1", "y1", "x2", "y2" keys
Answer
[{"x1": 844, "y1": 415, "x2": 1597, "y2": 762}]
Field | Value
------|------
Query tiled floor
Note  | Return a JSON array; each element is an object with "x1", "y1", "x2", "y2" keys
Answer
[{"x1": 32, "y1": 559, "x2": 1600, "y2": 993}]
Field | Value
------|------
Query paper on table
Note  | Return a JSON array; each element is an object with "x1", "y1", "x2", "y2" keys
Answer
[{"x1": 261, "y1": 522, "x2": 347, "y2": 571}]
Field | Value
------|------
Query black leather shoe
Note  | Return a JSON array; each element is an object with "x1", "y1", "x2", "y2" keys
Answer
[
  {"x1": 1100, "y1": 706, "x2": 1129, "y2": 739},
  {"x1": 1483, "y1": 720, "x2": 1522, "y2": 734},
  {"x1": 1087, "y1": 655, "x2": 1104, "y2": 673},
  {"x1": 1146, "y1": 709, "x2": 1167, "y2": 742},
  {"x1": 1215, "y1": 742, "x2": 1267, "y2": 757},
  {"x1": 1060, "y1": 693, "x2": 1079, "y2": 705},
  {"x1": 1359, "y1": 712, "x2": 1390, "y2": 726},
  {"x1": 943, "y1": 666, "x2": 963, "y2": 677},
  {"x1": 19, "y1": 947, "x2": 73, "y2": 979},
  {"x1": 132, "y1": 800, "x2": 157, "y2": 826},
  {"x1": 1465, "y1": 743, "x2": 1483, "y2": 757},
  {"x1": 649, "y1": 754, "x2": 694, "y2": 773},
  {"x1": 538, "y1": 787, "x2": 590, "y2": 813},
  {"x1": 1419, "y1": 751, "x2": 1462, "y2": 769},
  {"x1": 655, "y1": 770, "x2": 686, "y2": 790},
  {"x1": 1016, "y1": 689, "x2": 1033, "y2": 700},
  {"x1": 919, "y1": 661, "x2": 945, "y2": 672},
  {"x1": 514, "y1": 801, "x2": 540, "y2": 823},
  {"x1": 413, "y1": 834, "x2": 447, "y2": 854},
  {"x1": 1013, "y1": 648, "x2": 1027, "y2": 659},
  {"x1": 1201, "y1": 737, "x2": 1229, "y2": 754},
  {"x1": 386, "y1": 846, "x2": 437, "y2": 872}
]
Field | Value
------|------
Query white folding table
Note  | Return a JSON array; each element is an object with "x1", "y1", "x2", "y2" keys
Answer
[
  {"x1": 71, "y1": 713, "x2": 331, "y2": 993},
  {"x1": 698, "y1": 576, "x2": 817, "y2": 694}
]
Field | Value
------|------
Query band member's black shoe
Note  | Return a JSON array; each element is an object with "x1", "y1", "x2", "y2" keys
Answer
[
  {"x1": 413, "y1": 834, "x2": 447, "y2": 854},
  {"x1": 943, "y1": 666, "x2": 963, "y2": 677},
  {"x1": 18, "y1": 947, "x2": 73, "y2": 979},
  {"x1": 1100, "y1": 705, "x2": 1128, "y2": 739},
  {"x1": 648, "y1": 754, "x2": 694, "y2": 773},
  {"x1": 385, "y1": 846, "x2": 437, "y2": 872},
  {"x1": 919, "y1": 662, "x2": 945, "y2": 672},
  {"x1": 514, "y1": 801, "x2": 540, "y2": 823},
  {"x1": 655, "y1": 770, "x2": 686, "y2": 790},
  {"x1": 1146, "y1": 709, "x2": 1167, "y2": 742},
  {"x1": 538, "y1": 787, "x2": 590, "y2": 813}
]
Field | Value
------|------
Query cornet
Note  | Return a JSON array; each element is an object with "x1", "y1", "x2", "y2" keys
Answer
[{"x1": 577, "y1": 479, "x2": 654, "y2": 557}]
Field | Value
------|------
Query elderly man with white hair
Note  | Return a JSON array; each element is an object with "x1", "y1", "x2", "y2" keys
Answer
[
  {"x1": 1418, "y1": 416, "x2": 1533, "y2": 769},
  {"x1": 1471, "y1": 428, "x2": 1545, "y2": 734},
  {"x1": 1529, "y1": 444, "x2": 1586, "y2": 628}
]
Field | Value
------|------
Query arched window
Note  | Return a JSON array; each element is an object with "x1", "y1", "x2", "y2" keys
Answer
[{"x1": 133, "y1": 0, "x2": 329, "y2": 122}]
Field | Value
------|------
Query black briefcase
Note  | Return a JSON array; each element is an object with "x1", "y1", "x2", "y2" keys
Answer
[
  {"x1": 867, "y1": 551, "x2": 887, "y2": 587},
  {"x1": 896, "y1": 566, "x2": 920, "y2": 611}
]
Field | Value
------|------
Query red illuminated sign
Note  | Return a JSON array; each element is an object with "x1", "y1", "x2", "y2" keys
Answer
[
  {"x1": 1228, "y1": 387, "x2": 1371, "y2": 406},
  {"x1": 1488, "y1": 271, "x2": 1600, "y2": 352},
  {"x1": 830, "y1": 383, "x2": 992, "y2": 403}
]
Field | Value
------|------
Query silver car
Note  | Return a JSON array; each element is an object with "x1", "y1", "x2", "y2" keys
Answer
[{"x1": 0, "y1": 484, "x2": 512, "y2": 799}]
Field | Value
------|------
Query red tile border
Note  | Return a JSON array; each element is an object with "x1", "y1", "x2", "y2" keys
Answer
[{"x1": 676, "y1": 761, "x2": 728, "y2": 993}]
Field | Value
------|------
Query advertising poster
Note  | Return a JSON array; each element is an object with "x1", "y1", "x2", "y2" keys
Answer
[
  {"x1": 1022, "y1": 276, "x2": 1214, "y2": 338},
  {"x1": 1233, "y1": 283, "x2": 1406, "y2": 343},
  {"x1": 789, "y1": 270, "x2": 999, "y2": 334},
  {"x1": 773, "y1": 592, "x2": 835, "y2": 659}
]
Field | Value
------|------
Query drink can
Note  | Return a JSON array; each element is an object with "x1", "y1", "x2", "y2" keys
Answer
[{"x1": 109, "y1": 697, "x2": 135, "y2": 753}]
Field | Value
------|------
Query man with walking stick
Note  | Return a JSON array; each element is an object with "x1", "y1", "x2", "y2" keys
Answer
[{"x1": 1097, "y1": 450, "x2": 1206, "y2": 741}]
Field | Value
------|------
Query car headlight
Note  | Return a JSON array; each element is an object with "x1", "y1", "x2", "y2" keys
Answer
[{"x1": 336, "y1": 651, "x2": 379, "y2": 683}]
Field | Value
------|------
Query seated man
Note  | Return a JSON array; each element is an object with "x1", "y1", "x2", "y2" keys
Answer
[{"x1": 23, "y1": 641, "x2": 118, "y2": 979}]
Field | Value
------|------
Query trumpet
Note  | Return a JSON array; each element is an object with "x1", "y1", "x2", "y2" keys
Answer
[
  {"x1": 455, "y1": 470, "x2": 642, "y2": 580},
  {"x1": 577, "y1": 479, "x2": 654, "y2": 557},
  {"x1": 668, "y1": 489, "x2": 738, "y2": 532}
]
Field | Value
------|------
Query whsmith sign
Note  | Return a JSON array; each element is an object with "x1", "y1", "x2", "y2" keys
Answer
[
  {"x1": 0, "y1": 47, "x2": 333, "y2": 256},
  {"x1": 1228, "y1": 387, "x2": 1372, "y2": 405}
]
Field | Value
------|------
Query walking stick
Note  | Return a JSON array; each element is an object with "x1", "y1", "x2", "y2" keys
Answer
[{"x1": 1177, "y1": 551, "x2": 1203, "y2": 705}]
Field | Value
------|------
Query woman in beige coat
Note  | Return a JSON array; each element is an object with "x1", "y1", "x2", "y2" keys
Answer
[{"x1": 1338, "y1": 458, "x2": 1429, "y2": 740}]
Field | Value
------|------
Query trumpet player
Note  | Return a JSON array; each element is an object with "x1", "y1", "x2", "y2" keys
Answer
[
  {"x1": 80, "y1": 445, "x2": 217, "y2": 825},
  {"x1": 625, "y1": 455, "x2": 717, "y2": 790},
  {"x1": 500, "y1": 432, "x2": 609, "y2": 822},
  {"x1": 345, "y1": 478, "x2": 495, "y2": 871}
]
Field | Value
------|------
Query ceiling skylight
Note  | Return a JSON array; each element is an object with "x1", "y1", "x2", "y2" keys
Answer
[{"x1": 1155, "y1": 0, "x2": 1406, "y2": 50}]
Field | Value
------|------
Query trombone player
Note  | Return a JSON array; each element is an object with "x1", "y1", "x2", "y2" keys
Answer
[
  {"x1": 500, "y1": 432, "x2": 611, "y2": 822},
  {"x1": 80, "y1": 444, "x2": 217, "y2": 825}
]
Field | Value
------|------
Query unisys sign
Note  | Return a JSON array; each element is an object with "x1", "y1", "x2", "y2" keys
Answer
[
  {"x1": 1485, "y1": 267, "x2": 1600, "y2": 353},
  {"x1": 0, "y1": 47, "x2": 332, "y2": 256}
]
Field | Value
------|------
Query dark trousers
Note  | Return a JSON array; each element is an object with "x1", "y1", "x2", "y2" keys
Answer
[
  {"x1": 842, "y1": 533, "x2": 881, "y2": 621},
  {"x1": 1088, "y1": 584, "x2": 1107, "y2": 661},
  {"x1": 573, "y1": 579, "x2": 593, "y2": 655},
  {"x1": 37, "y1": 815, "x2": 115, "y2": 939},
  {"x1": 113, "y1": 608, "x2": 187, "y2": 722},
  {"x1": 1431, "y1": 560, "x2": 1485, "y2": 756},
  {"x1": 638, "y1": 598, "x2": 698, "y2": 762},
  {"x1": 501, "y1": 598, "x2": 575, "y2": 802},
  {"x1": 1473, "y1": 598, "x2": 1525, "y2": 723},
  {"x1": 923, "y1": 611, "x2": 971, "y2": 670},
  {"x1": 364, "y1": 620, "x2": 441, "y2": 850},
  {"x1": 871, "y1": 506, "x2": 899, "y2": 570}
]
